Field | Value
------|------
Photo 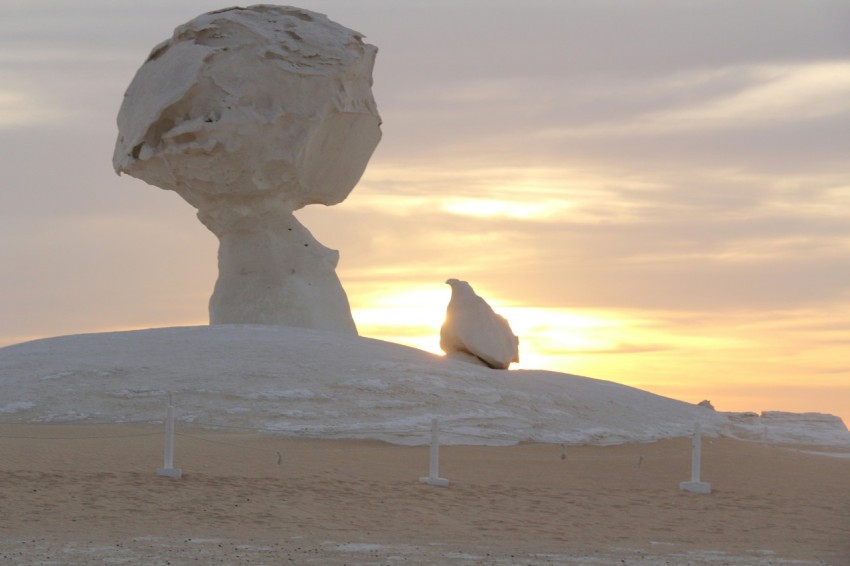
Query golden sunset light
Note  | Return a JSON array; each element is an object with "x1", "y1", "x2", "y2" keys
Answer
[
  {"x1": 1, "y1": 0, "x2": 848, "y2": 427},
  {"x1": 3, "y1": 3, "x2": 850, "y2": 563}
]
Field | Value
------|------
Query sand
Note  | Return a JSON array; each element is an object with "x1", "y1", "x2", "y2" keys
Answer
[{"x1": 1, "y1": 424, "x2": 848, "y2": 565}]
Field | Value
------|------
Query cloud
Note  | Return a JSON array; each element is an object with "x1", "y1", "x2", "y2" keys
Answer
[
  {"x1": 541, "y1": 63, "x2": 850, "y2": 138},
  {"x1": 0, "y1": 89, "x2": 69, "y2": 128},
  {"x1": 538, "y1": 342, "x2": 674, "y2": 356},
  {"x1": 323, "y1": 166, "x2": 845, "y2": 319},
  {"x1": 376, "y1": 65, "x2": 850, "y2": 188}
]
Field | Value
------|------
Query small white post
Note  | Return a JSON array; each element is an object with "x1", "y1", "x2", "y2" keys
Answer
[
  {"x1": 419, "y1": 418, "x2": 449, "y2": 487},
  {"x1": 679, "y1": 422, "x2": 710, "y2": 494},
  {"x1": 156, "y1": 394, "x2": 182, "y2": 478}
]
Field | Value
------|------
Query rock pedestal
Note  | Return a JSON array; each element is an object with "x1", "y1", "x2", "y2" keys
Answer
[{"x1": 113, "y1": 6, "x2": 381, "y2": 334}]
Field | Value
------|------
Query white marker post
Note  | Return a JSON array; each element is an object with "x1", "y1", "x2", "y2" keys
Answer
[
  {"x1": 679, "y1": 422, "x2": 710, "y2": 494},
  {"x1": 156, "y1": 395, "x2": 182, "y2": 478},
  {"x1": 419, "y1": 418, "x2": 449, "y2": 487}
]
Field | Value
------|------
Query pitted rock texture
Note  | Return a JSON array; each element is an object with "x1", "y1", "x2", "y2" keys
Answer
[{"x1": 113, "y1": 5, "x2": 381, "y2": 333}]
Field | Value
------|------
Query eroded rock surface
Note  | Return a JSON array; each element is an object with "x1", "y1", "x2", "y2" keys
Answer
[
  {"x1": 113, "y1": 5, "x2": 381, "y2": 333},
  {"x1": 440, "y1": 279, "x2": 519, "y2": 369}
]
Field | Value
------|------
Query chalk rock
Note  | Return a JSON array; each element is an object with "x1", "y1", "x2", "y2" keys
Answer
[
  {"x1": 113, "y1": 5, "x2": 381, "y2": 334},
  {"x1": 725, "y1": 411, "x2": 850, "y2": 445},
  {"x1": 440, "y1": 279, "x2": 519, "y2": 369}
]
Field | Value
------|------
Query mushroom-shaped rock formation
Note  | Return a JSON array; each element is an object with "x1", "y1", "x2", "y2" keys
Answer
[
  {"x1": 440, "y1": 279, "x2": 520, "y2": 369},
  {"x1": 113, "y1": 5, "x2": 381, "y2": 334}
]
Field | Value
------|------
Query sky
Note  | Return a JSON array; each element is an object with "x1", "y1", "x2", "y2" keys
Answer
[{"x1": 1, "y1": 0, "x2": 849, "y2": 423}]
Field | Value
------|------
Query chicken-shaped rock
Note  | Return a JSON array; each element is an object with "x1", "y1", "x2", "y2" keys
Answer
[{"x1": 440, "y1": 279, "x2": 519, "y2": 369}]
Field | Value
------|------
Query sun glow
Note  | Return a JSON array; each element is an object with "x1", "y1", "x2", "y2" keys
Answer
[
  {"x1": 352, "y1": 287, "x2": 451, "y2": 355},
  {"x1": 352, "y1": 286, "x2": 631, "y2": 371},
  {"x1": 442, "y1": 198, "x2": 569, "y2": 219},
  {"x1": 351, "y1": 286, "x2": 790, "y2": 403}
]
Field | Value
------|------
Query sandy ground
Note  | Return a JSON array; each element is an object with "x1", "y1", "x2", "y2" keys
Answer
[{"x1": 0, "y1": 424, "x2": 848, "y2": 565}]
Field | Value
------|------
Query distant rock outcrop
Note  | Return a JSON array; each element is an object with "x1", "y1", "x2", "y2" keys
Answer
[{"x1": 439, "y1": 279, "x2": 519, "y2": 369}]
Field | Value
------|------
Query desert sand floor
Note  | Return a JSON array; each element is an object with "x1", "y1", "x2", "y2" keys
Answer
[{"x1": 0, "y1": 424, "x2": 848, "y2": 565}]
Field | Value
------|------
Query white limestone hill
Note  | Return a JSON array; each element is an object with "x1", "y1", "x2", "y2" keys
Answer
[{"x1": 1, "y1": 325, "x2": 847, "y2": 446}]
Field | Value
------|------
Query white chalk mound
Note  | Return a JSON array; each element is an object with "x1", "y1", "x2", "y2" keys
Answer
[
  {"x1": 113, "y1": 5, "x2": 381, "y2": 334},
  {"x1": 440, "y1": 279, "x2": 519, "y2": 369},
  {"x1": 2, "y1": 326, "x2": 848, "y2": 447}
]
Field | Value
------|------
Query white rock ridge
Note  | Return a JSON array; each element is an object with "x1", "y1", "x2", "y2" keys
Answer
[
  {"x1": 2, "y1": 326, "x2": 849, "y2": 446},
  {"x1": 112, "y1": 5, "x2": 381, "y2": 334},
  {"x1": 440, "y1": 279, "x2": 520, "y2": 369}
]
